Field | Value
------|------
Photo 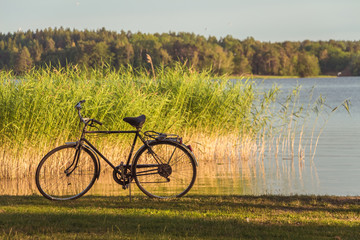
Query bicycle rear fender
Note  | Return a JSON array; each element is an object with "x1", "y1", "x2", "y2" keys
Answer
[
  {"x1": 184, "y1": 145, "x2": 198, "y2": 167},
  {"x1": 65, "y1": 142, "x2": 101, "y2": 179}
]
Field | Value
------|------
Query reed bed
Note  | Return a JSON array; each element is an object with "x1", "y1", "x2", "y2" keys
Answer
[
  {"x1": 0, "y1": 64, "x2": 257, "y2": 179},
  {"x1": 0, "y1": 64, "x2": 339, "y2": 190},
  {"x1": 0, "y1": 64, "x2": 256, "y2": 141}
]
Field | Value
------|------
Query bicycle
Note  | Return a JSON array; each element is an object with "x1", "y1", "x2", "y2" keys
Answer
[{"x1": 35, "y1": 100, "x2": 197, "y2": 200}]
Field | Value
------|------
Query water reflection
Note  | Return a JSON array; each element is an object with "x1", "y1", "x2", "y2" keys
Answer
[
  {"x1": 1, "y1": 177, "x2": 37, "y2": 196},
  {"x1": 1, "y1": 145, "x2": 320, "y2": 197}
]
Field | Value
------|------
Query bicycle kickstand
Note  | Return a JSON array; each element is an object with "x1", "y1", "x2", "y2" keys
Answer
[{"x1": 128, "y1": 181, "x2": 132, "y2": 202}]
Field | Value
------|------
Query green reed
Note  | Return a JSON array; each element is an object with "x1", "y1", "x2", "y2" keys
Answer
[{"x1": 0, "y1": 64, "x2": 256, "y2": 149}]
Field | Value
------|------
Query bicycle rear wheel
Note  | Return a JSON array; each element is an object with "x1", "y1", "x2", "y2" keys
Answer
[
  {"x1": 35, "y1": 144, "x2": 98, "y2": 200},
  {"x1": 133, "y1": 140, "x2": 197, "y2": 198}
]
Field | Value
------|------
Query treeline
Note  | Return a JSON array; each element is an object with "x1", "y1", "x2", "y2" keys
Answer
[{"x1": 1, "y1": 27, "x2": 360, "y2": 76}]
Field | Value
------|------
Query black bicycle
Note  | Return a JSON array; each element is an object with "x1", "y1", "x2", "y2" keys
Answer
[{"x1": 35, "y1": 100, "x2": 197, "y2": 200}]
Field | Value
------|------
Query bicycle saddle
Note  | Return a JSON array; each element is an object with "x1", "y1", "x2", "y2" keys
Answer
[{"x1": 123, "y1": 115, "x2": 146, "y2": 129}]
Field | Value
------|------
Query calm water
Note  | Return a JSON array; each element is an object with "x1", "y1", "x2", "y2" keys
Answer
[
  {"x1": 244, "y1": 77, "x2": 360, "y2": 196},
  {"x1": 192, "y1": 77, "x2": 360, "y2": 197},
  {"x1": 1, "y1": 77, "x2": 359, "y2": 197}
]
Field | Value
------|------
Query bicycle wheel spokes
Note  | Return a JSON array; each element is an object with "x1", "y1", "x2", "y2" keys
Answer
[
  {"x1": 36, "y1": 145, "x2": 97, "y2": 200},
  {"x1": 134, "y1": 141, "x2": 196, "y2": 198}
]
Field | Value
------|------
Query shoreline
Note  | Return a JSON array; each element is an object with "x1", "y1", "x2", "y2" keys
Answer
[{"x1": 230, "y1": 74, "x2": 339, "y2": 79}]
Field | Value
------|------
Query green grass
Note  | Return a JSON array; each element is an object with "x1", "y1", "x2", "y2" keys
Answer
[{"x1": 0, "y1": 195, "x2": 359, "y2": 239}]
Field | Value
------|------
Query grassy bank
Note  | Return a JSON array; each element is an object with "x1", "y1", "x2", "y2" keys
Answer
[{"x1": 0, "y1": 195, "x2": 359, "y2": 239}]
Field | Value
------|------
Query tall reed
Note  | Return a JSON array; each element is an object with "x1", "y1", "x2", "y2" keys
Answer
[
  {"x1": 0, "y1": 64, "x2": 256, "y2": 145},
  {"x1": 0, "y1": 64, "x2": 259, "y2": 179}
]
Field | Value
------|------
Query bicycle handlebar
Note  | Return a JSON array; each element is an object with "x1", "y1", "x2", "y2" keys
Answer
[
  {"x1": 75, "y1": 100, "x2": 103, "y2": 126},
  {"x1": 75, "y1": 100, "x2": 85, "y2": 110},
  {"x1": 91, "y1": 119, "x2": 103, "y2": 126}
]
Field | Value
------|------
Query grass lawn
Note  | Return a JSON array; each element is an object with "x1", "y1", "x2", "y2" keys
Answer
[{"x1": 0, "y1": 195, "x2": 359, "y2": 239}]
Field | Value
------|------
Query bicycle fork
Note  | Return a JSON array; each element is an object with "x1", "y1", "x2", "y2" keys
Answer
[{"x1": 64, "y1": 146, "x2": 81, "y2": 177}]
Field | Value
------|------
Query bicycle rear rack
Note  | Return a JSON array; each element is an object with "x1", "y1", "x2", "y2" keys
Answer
[{"x1": 143, "y1": 131, "x2": 182, "y2": 144}]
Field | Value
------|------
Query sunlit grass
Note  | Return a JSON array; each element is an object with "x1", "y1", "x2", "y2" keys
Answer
[{"x1": 0, "y1": 195, "x2": 359, "y2": 239}]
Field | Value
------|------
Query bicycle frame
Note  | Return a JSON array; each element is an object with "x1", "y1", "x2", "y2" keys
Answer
[
  {"x1": 74, "y1": 127, "x2": 146, "y2": 177},
  {"x1": 73, "y1": 119, "x2": 167, "y2": 175}
]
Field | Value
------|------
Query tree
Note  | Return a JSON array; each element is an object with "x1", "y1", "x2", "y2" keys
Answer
[
  {"x1": 112, "y1": 38, "x2": 134, "y2": 68},
  {"x1": 297, "y1": 53, "x2": 320, "y2": 77},
  {"x1": 15, "y1": 46, "x2": 33, "y2": 73},
  {"x1": 220, "y1": 36, "x2": 251, "y2": 74},
  {"x1": 0, "y1": 40, "x2": 4, "y2": 51},
  {"x1": 349, "y1": 54, "x2": 360, "y2": 75},
  {"x1": 89, "y1": 41, "x2": 113, "y2": 67},
  {"x1": 29, "y1": 39, "x2": 42, "y2": 62},
  {"x1": 233, "y1": 55, "x2": 251, "y2": 74},
  {"x1": 45, "y1": 38, "x2": 56, "y2": 52},
  {"x1": 2, "y1": 29, "x2": 360, "y2": 76}
]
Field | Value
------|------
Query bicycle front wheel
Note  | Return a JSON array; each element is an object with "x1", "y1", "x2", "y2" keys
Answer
[
  {"x1": 133, "y1": 140, "x2": 197, "y2": 198},
  {"x1": 35, "y1": 144, "x2": 98, "y2": 201}
]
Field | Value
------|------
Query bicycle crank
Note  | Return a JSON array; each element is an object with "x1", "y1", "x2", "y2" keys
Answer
[{"x1": 113, "y1": 164, "x2": 131, "y2": 187}]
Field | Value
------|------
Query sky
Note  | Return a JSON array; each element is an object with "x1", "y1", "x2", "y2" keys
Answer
[{"x1": 1, "y1": 0, "x2": 360, "y2": 42}]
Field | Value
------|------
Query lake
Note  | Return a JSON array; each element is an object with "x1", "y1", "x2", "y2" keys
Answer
[
  {"x1": 258, "y1": 77, "x2": 360, "y2": 196},
  {"x1": 1, "y1": 77, "x2": 359, "y2": 197},
  {"x1": 194, "y1": 76, "x2": 360, "y2": 196}
]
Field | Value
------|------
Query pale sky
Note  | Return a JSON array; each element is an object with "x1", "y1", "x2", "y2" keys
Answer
[{"x1": 1, "y1": 0, "x2": 360, "y2": 42}]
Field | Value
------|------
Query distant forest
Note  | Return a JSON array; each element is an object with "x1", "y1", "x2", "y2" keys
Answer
[{"x1": 1, "y1": 27, "x2": 360, "y2": 76}]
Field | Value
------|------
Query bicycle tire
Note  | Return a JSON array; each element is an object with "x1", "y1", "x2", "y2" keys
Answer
[
  {"x1": 132, "y1": 140, "x2": 197, "y2": 198},
  {"x1": 35, "y1": 144, "x2": 98, "y2": 201}
]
